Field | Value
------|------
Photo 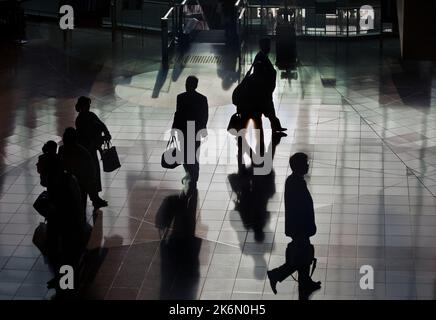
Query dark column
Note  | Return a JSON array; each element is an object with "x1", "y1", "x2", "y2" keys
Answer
[{"x1": 396, "y1": 0, "x2": 436, "y2": 60}]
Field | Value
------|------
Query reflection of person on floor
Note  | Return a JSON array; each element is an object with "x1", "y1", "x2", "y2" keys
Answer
[
  {"x1": 230, "y1": 168, "x2": 275, "y2": 242},
  {"x1": 75, "y1": 96, "x2": 111, "y2": 209},
  {"x1": 172, "y1": 76, "x2": 208, "y2": 196},
  {"x1": 230, "y1": 134, "x2": 284, "y2": 241},
  {"x1": 159, "y1": 190, "x2": 201, "y2": 299},
  {"x1": 253, "y1": 38, "x2": 287, "y2": 133},
  {"x1": 267, "y1": 152, "x2": 321, "y2": 300}
]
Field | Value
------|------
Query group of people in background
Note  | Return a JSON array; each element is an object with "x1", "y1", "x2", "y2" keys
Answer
[{"x1": 35, "y1": 96, "x2": 112, "y2": 298}]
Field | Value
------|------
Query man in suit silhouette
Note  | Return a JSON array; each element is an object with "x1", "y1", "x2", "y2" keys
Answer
[
  {"x1": 267, "y1": 152, "x2": 321, "y2": 300},
  {"x1": 172, "y1": 76, "x2": 208, "y2": 195}
]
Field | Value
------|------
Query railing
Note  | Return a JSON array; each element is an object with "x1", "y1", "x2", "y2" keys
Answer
[
  {"x1": 161, "y1": 0, "x2": 191, "y2": 67},
  {"x1": 244, "y1": 3, "x2": 383, "y2": 37},
  {"x1": 161, "y1": 6, "x2": 175, "y2": 68}
]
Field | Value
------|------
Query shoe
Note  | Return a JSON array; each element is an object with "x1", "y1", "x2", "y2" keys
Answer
[
  {"x1": 272, "y1": 131, "x2": 287, "y2": 138},
  {"x1": 93, "y1": 198, "x2": 108, "y2": 210},
  {"x1": 267, "y1": 270, "x2": 278, "y2": 295},
  {"x1": 275, "y1": 127, "x2": 287, "y2": 132},
  {"x1": 298, "y1": 280, "x2": 321, "y2": 300}
]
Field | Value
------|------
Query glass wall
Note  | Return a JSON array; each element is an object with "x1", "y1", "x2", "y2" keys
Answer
[{"x1": 247, "y1": 0, "x2": 382, "y2": 37}]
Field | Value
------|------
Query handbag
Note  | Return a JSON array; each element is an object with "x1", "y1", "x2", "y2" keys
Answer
[
  {"x1": 100, "y1": 141, "x2": 121, "y2": 173},
  {"x1": 232, "y1": 63, "x2": 254, "y2": 107},
  {"x1": 227, "y1": 113, "x2": 242, "y2": 135},
  {"x1": 33, "y1": 191, "x2": 53, "y2": 218},
  {"x1": 161, "y1": 136, "x2": 181, "y2": 169},
  {"x1": 32, "y1": 221, "x2": 49, "y2": 256}
]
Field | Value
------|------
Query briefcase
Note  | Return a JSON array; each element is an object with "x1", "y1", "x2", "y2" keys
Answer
[
  {"x1": 101, "y1": 141, "x2": 121, "y2": 173},
  {"x1": 161, "y1": 136, "x2": 181, "y2": 169}
]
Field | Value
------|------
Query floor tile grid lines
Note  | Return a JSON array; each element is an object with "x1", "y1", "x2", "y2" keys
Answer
[
  {"x1": 134, "y1": 239, "x2": 164, "y2": 300},
  {"x1": 340, "y1": 94, "x2": 436, "y2": 201},
  {"x1": 357, "y1": 114, "x2": 385, "y2": 298},
  {"x1": 330, "y1": 119, "x2": 358, "y2": 298},
  {"x1": 207, "y1": 166, "x2": 240, "y2": 296},
  {"x1": 102, "y1": 181, "x2": 164, "y2": 299},
  {"x1": 336, "y1": 88, "x2": 432, "y2": 298},
  {"x1": 310, "y1": 159, "x2": 405, "y2": 179},
  {"x1": 198, "y1": 191, "x2": 236, "y2": 300}
]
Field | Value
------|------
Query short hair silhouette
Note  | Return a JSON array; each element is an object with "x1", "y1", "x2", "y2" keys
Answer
[
  {"x1": 76, "y1": 96, "x2": 91, "y2": 112},
  {"x1": 289, "y1": 152, "x2": 309, "y2": 175},
  {"x1": 42, "y1": 140, "x2": 57, "y2": 154},
  {"x1": 63, "y1": 127, "x2": 78, "y2": 145},
  {"x1": 186, "y1": 76, "x2": 198, "y2": 92},
  {"x1": 259, "y1": 38, "x2": 271, "y2": 54}
]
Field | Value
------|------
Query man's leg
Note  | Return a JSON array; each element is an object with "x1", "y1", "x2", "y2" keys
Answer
[
  {"x1": 237, "y1": 114, "x2": 251, "y2": 172},
  {"x1": 267, "y1": 262, "x2": 297, "y2": 294},
  {"x1": 297, "y1": 264, "x2": 321, "y2": 300},
  {"x1": 252, "y1": 115, "x2": 265, "y2": 158},
  {"x1": 183, "y1": 141, "x2": 200, "y2": 195},
  {"x1": 265, "y1": 102, "x2": 286, "y2": 132}
]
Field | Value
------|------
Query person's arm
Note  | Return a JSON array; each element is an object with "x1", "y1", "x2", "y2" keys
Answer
[
  {"x1": 305, "y1": 192, "x2": 317, "y2": 237},
  {"x1": 172, "y1": 95, "x2": 182, "y2": 130},
  {"x1": 92, "y1": 112, "x2": 111, "y2": 140},
  {"x1": 200, "y1": 97, "x2": 208, "y2": 130},
  {"x1": 284, "y1": 178, "x2": 294, "y2": 238}
]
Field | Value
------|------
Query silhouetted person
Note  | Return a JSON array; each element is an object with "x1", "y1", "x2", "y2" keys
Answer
[
  {"x1": 58, "y1": 127, "x2": 105, "y2": 211},
  {"x1": 36, "y1": 144, "x2": 87, "y2": 299},
  {"x1": 236, "y1": 63, "x2": 266, "y2": 171},
  {"x1": 36, "y1": 141, "x2": 58, "y2": 175},
  {"x1": 267, "y1": 152, "x2": 321, "y2": 300},
  {"x1": 253, "y1": 38, "x2": 287, "y2": 133},
  {"x1": 172, "y1": 76, "x2": 208, "y2": 195},
  {"x1": 75, "y1": 96, "x2": 111, "y2": 207}
]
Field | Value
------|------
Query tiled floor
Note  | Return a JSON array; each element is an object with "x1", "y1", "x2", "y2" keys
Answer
[{"x1": 0, "y1": 22, "x2": 436, "y2": 300}]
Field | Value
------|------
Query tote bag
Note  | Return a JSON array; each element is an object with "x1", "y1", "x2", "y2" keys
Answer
[{"x1": 101, "y1": 141, "x2": 121, "y2": 173}]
